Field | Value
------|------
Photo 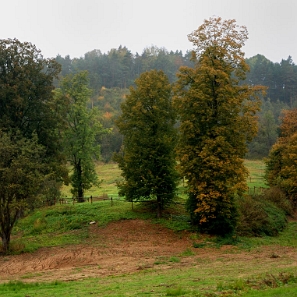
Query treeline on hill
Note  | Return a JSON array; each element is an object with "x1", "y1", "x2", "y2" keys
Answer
[{"x1": 55, "y1": 48, "x2": 297, "y2": 161}]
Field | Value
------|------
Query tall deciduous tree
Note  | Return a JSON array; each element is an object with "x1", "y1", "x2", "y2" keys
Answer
[
  {"x1": 55, "y1": 71, "x2": 104, "y2": 202},
  {"x1": 114, "y1": 70, "x2": 178, "y2": 218},
  {"x1": 265, "y1": 108, "x2": 297, "y2": 207},
  {"x1": 174, "y1": 17, "x2": 265, "y2": 234},
  {"x1": 0, "y1": 131, "x2": 46, "y2": 253}
]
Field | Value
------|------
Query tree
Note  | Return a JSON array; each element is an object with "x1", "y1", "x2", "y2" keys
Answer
[
  {"x1": 0, "y1": 131, "x2": 46, "y2": 253},
  {"x1": 265, "y1": 108, "x2": 297, "y2": 207},
  {"x1": 174, "y1": 17, "x2": 265, "y2": 235},
  {"x1": 0, "y1": 38, "x2": 67, "y2": 197},
  {"x1": 114, "y1": 70, "x2": 178, "y2": 218},
  {"x1": 54, "y1": 71, "x2": 104, "y2": 202}
]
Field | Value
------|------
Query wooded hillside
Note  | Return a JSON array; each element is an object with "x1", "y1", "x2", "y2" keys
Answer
[{"x1": 55, "y1": 47, "x2": 297, "y2": 160}]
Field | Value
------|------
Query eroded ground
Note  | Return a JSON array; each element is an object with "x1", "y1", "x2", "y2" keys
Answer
[{"x1": 0, "y1": 219, "x2": 296, "y2": 283}]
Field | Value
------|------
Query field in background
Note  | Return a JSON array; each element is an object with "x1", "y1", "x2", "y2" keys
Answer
[
  {"x1": 61, "y1": 160, "x2": 267, "y2": 199},
  {"x1": 61, "y1": 162, "x2": 122, "y2": 199},
  {"x1": 245, "y1": 159, "x2": 267, "y2": 194}
]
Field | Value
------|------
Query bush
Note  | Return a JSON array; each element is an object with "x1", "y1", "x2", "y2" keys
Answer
[
  {"x1": 262, "y1": 187, "x2": 294, "y2": 215},
  {"x1": 237, "y1": 194, "x2": 287, "y2": 236}
]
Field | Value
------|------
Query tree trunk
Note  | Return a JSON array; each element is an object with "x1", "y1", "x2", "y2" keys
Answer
[
  {"x1": 77, "y1": 161, "x2": 84, "y2": 202},
  {"x1": 157, "y1": 195, "x2": 162, "y2": 219},
  {"x1": 1, "y1": 231, "x2": 10, "y2": 254}
]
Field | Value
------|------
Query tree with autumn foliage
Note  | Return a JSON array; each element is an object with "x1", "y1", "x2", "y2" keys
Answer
[
  {"x1": 114, "y1": 70, "x2": 178, "y2": 218},
  {"x1": 174, "y1": 17, "x2": 265, "y2": 235},
  {"x1": 266, "y1": 108, "x2": 297, "y2": 208}
]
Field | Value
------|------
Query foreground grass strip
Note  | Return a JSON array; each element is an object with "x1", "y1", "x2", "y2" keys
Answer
[
  {"x1": 0, "y1": 269, "x2": 297, "y2": 297},
  {"x1": 1, "y1": 265, "x2": 297, "y2": 297}
]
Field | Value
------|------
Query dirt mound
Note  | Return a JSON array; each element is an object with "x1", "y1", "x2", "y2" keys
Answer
[
  {"x1": 0, "y1": 219, "x2": 296, "y2": 283},
  {"x1": 0, "y1": 220, "x2": 192, "y2": 283}
]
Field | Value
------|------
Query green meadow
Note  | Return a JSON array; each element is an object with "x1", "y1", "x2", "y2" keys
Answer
[{"x1": 1, "y1": 160, "x2": 296, "y2": 297}]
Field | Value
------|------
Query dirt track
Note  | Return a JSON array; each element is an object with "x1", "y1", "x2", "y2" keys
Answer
[{"x1": 0, "y1": 219, "x2": 296, "y2": 283}]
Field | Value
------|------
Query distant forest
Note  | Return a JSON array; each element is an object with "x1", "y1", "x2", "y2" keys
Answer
[{"x1": 55, "y1": 46, "x2": 297, "y2": 161}]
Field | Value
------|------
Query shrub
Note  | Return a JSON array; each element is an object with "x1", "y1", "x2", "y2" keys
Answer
[{"x1": 237, "y1": 195, "x2": 287, "y2": 236}]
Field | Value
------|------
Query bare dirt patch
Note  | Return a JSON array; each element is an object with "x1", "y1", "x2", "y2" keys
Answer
[{"x1": 0, "y1": 219, "x2": 296, "y2": 283}]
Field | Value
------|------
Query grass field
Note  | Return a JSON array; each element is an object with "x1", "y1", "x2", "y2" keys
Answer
[
  {"x1": 245, "y1": 159, "x2": 267, "y2": 189},
  {"x1": 2, "y1": 159, "x2": 296, "y2": 297},
  {"x1": 61, "y1": 162, "x2": 123, "y2": 198},
  {"x1": 61, "y1": 159, "x2": 267, "y2": 199}
]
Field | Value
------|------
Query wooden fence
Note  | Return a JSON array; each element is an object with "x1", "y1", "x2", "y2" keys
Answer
[{"x1": 43, "y1": 193, "x2": 122, "y2": 206}]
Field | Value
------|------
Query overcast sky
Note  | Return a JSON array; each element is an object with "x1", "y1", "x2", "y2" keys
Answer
[{"x1": 1, "y1": 0, "x2": 296, "y2": 63}]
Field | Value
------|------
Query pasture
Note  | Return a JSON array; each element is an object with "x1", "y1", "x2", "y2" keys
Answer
[{"x1": 0, "y1": 160, "x2": 296, "y2": 296}]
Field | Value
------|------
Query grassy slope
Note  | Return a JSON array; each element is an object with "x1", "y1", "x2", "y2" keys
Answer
[{"x1": 2, "y1": 160, "x2": 297, "y2": 296}]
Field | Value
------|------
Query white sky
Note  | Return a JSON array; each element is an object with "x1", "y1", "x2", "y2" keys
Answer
[{"x1": 1, "y1": 0, "x2": 296, "y2": 62}]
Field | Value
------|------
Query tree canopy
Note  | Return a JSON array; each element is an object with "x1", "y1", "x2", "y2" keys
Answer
[
  {"x1": 114, "y1": 70, "x2": 178, "y2": 218},
  {"x1": 0, "y1": 38, "x2": 67, "y2": 182},
  {"x1": 174, "y1": 17, "x2": 265, "y2": 234}
]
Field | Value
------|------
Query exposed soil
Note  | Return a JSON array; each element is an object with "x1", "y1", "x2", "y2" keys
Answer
[{"x1": 0, "y1": 219, "x2": 296, "y2": 283}]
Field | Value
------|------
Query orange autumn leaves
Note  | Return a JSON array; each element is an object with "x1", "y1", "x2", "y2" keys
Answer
[
  {"x1": 266, "y1": 109, "x2": 297, "y2": 205},
  {"x1": 174, "y1": 17, "x2": 266, "y2": 233}
]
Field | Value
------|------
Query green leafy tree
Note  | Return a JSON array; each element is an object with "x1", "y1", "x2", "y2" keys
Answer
[
  {"x1": 54, "y1": 71, "x2": 104, "y2": 202},
  {"x1": 0, "y1": 131, "x2": 46, "y2": 253},
  {"x1": 0, "y1": 38, "x2": 67, "y2": 199},
  {"x1": 114, "y1": 70, "x2": 178, "y2": 218},
  {"x1": 174, "y1": 17, "x2": 265, "y2": 235}
]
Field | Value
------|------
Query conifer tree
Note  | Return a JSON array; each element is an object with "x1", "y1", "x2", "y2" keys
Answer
[
  {"x1": 114, "y1": 70, "x2": 178, "y2": 218},
  {"x1": 174, "y1": 17, "x2": 265, "y2": 234}
]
